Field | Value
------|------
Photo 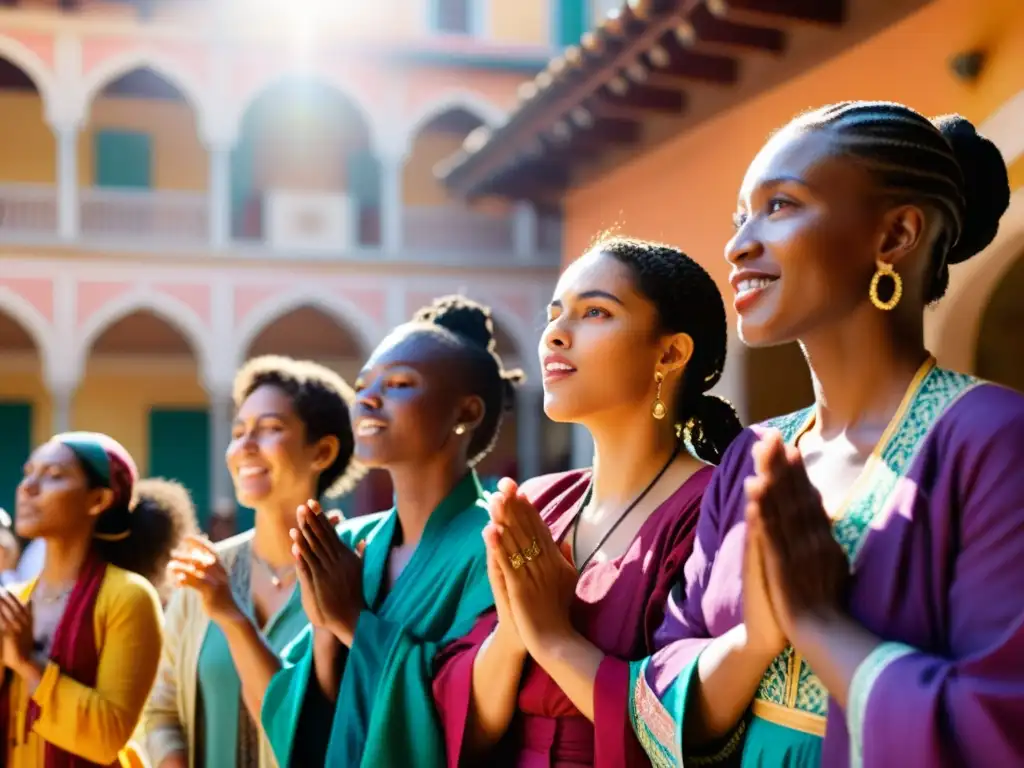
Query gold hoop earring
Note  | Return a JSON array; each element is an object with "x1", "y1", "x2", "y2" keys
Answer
[
  {"x1": 652, "y1": 372, "x2": 667, "y2": 420},
  {"x1": 869, "y1": 261, "x2": 903, "y2": 311}
]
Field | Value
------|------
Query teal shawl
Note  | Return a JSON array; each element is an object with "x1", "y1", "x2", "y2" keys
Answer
[{"x1": 261, "y1": 471, "x2": 494, "y2": 767}]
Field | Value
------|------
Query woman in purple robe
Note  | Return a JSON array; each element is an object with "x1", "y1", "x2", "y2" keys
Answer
[
  {"x1": 432, "y1": 238, "x2": 744, "y2": 766},
  {"x1": 627, "y1": 101, "x2": 1022, "y2": 767}
]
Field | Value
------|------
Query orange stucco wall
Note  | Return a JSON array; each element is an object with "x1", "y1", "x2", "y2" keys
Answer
[{"x1": 562, "y1": 0, "x2": 1024, "y2": 299}]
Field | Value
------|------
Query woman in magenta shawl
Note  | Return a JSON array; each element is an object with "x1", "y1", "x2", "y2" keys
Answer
[
  {"x1": 432, "y1": 237, "x2": 744, "y2": 766},
  {"x1": 629, "y1": 102, "x2": 1023, "y2": 767}
]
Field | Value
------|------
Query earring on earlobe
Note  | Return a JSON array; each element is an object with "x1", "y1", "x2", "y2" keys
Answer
[
  {"x1": 454, "y1": 424, "x2": 467, "y2": 435},
  {"x1": 651, "y1": 372, "x2": 667, "y2": 420},
  {"x1": 869, "y1": 260, "x2": 903, "y2": 311}
]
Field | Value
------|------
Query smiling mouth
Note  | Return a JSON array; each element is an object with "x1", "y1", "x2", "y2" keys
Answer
[
  {"x1": 356, "y1": 419, "x2": 387, "y2": 437},
  {"x1": 238, "y1": 466, "x2": 268, "y2": 479},
  {"x1": 543, "y1": 362, "x2": 576, "y2": 376},
  {"x1": 735, "y1": 277, "x2": 777, "y2": 298}
]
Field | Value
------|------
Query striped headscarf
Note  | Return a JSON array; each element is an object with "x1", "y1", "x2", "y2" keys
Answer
[{"x1": 55, "y1": 431, "x2": 139, "y2": 542}]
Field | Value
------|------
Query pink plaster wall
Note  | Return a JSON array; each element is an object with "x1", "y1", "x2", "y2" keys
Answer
[
  {"x1": 75, "y1": 281, "x2": 134, "y2": 325},
  {"x1": 153, "y1": 282, "x2": 212, "y2": 324},
  {"x1": 0, "y1": 277, "x2": 54, "y2": 322},
  {"x1": 1, "y1": 31, "x2": 55, "y2": 70}
]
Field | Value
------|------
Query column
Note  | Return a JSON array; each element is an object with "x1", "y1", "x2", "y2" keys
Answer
[
  {"x1": 208, "y1": 143, "x2": 231, "y2": 249},
  {"x1": 512, "y1": 202, "x2": 538, "y2": 263},
  {"x1": 569, "y1": 424, "x2": 594, "y2": 470},
  {"x1": 50, "y1": 383, "x2": 74, "y2": 435},
  {"x1": 55, "y1": 124, "x2": 79, "y2": 241},
  {"x1": 380, "y1": 154, "x2": 404, "y2": 256},
  {"x1": 515, "y1": 385, "x2": 543, "y2": 482},
  {"x1": 208, "y1": 388, "x2": 234, "y2": 511}
]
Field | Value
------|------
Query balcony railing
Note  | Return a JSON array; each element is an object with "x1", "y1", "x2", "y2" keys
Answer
[{"x1": 0, "y1": 183, "x2": 561, "y2": 266}]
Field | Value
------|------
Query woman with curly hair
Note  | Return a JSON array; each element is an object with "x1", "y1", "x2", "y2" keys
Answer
[
  {"x1": 1, "y1": 431, "x2": 195, "y2": 767},
  {"x1": 141, "y1": 356, "x2": 364, "y2": 768}
]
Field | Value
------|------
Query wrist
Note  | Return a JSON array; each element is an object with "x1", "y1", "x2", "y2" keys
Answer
[
  {"x1": 791, "y1": 607, "x2": 846, "y2": 648},
  {"x1": 492, "y1": 622, "x2": 528, "y2": 659},
  {"x1": 328, "y1": 608, "x2": 363, "y2": 647},
  {"x1": 531, "y1": 627, "x2": 583, "y2": 668},
  {"x1": 737, "y1": 625, "x2": 783, "y2": 668},
  {"x1": 13, "y1": 656, "x2": 44, "y2": 686}
]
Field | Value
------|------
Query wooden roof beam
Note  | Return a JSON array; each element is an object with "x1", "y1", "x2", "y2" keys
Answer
[
  {"x1": 675, "y1": 3, "x2": 787, "y2": 56},
  {"x1": 594, "y1": 82, "x2": 687, "y2": 117},
  {"x1": 646, "y1": 41, "x2": 739, "y2": 85},
  {"x1": 705, "y1": 0, "x2": 845, "y2": 27}
]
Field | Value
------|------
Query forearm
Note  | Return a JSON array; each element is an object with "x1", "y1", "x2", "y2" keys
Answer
[
  {"x1": 464, "y1": 627, "x2": 527, "y2": 755},
  {"x1": 217, "y1": 615, "x2": 282, "y2": 722},
  {"x1": 532, "y1": 631, "x2": 603, "y2": 721},
  {"x1": 686, "y1": 624, "x2": 777, "y2": 744},
  {"x1": 13, "y1": 655, "x2": 46, "y2": 695},
  {"x1": 312, "y1": 627, "x2": 344, "y2": 703},
  {"x1": 791, "y1": 611, "x2": 880, "y2": 711}
]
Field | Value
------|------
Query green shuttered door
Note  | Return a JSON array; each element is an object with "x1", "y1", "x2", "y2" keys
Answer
[{"x1": 148, "y1": 407, "x2": 210, "y2": 530}]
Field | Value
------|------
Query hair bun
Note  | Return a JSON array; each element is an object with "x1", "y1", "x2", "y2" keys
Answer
[
  {"x1": 932, "y1": 114, "x2": 1010, "y2": 264},
  {"x1": 416, "y1": 295, "x2": 496, "y2": 351}
]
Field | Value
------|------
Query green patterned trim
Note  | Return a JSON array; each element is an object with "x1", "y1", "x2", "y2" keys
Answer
[
  {"x1": 848, "y1": 642, "x2": 915, "y2": 768},
  {"x1": 688, "y1": 720, "x2": 747, "y2": 766},
  {"x1": 833, "y1": 366, "x2": 979, "y2": 565},
  {"x1": 629, "y1": 658, "x2": 681, "y2": 768},
  {"x1": 761, "y1": 407, "x2": 813, "y2": 443},
  {"x1": 753, "y1": 366, "x2": 979, "y2": 735}
]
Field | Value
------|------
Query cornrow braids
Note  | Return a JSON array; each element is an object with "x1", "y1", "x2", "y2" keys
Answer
[
  {"x1": 790, "y1": 101, "x2": 1010, "y2": 302},
  {"x1": 597, "y1": 236, "x2": 742, "y2": 465},
  {"x1": 412, "y1": 295, "x2": 525, "y2": 466},
  {"x1": 233, "y1": 355, "x2": 366, "y2": 499}
]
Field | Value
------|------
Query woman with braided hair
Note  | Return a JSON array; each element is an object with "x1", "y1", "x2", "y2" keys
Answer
[
  {"x1": 432, "y1": 236, "x2": 743, "y2": 766},
  {"x1": 630, "y1": 102, "x2": 1022, "y2": 767},
  {"x1": 259, "y1": 296, "x2": 523, "y2": 767},
  {"x1": 1, "y1": 432, "x2": 196, "y2": 767}
]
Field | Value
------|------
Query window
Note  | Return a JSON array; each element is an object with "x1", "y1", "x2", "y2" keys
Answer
[
  {"x1": 94, "y1": 129, "x2": 152, "y2": 189},
  {"x1": 432, "y1": 0, "x2": 473, "y2": 35}
]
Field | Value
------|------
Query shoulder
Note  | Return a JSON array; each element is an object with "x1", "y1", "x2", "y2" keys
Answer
[
  {"x1": 931, "y1": 378, "x2": 1024, "y2": 461},
  {"x1": 519, "y1": 470, "x2": 592, "y2": 525},
  {"x1": 99, "y1": 565, "x2": 162, "y2": 624}
]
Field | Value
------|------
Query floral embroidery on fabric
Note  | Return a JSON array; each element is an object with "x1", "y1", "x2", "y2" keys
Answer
[{"x1": 631, "y1": 664, "x2": 681, "y2": 768}]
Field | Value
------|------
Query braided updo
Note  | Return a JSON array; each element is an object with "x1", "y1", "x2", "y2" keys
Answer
[
  {"x1": 597, "y1": 236, "x2": 742, "y2": 465},
  {"x1": 412, "y1": 295, "x2": 525, "y2": 465},
  {"x1": 790, "y1": 101, "x2": 1010, "y2": 303}
]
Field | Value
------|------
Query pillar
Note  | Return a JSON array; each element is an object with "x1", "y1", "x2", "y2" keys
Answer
[
  {"x1": 512, "y1": 202, "x2": 539, "y2": 263},
  {"x1": 208, "y1": 387, "x2": 235, "y2": 511},
  {"x1": 380, "y1": 153, "x2": 404, "y2": 255},
  {"x1": 55, "y1": 124, "x2": 79, "y2": 240},
  {"x1": 208, "y1": 143, "x2": 231, "y2": 249},
  {"x1": 50, "y1": 383, "x2": 75, "y2": 435}
]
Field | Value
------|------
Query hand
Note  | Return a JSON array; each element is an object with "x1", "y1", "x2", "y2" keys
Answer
[
  {"x1": 290, "y1": 503, "x2": 344, "y2": 629},
  {"x1": 745, "y1": 430, "x2": 849, "y2": 642},
  {"x1": 488, "y1": 478, "x2": 578, "y2": 656},
  {"x1": 0, "y1": 589, "x2": 33, "y2": 673},
  {"x1": 169, "y1": 535, "x2": 244, "y2": 626},
  {"x1": 741, "y1": 507, "x2": 787, "y2": 662},
  {"x1": 483, "y1": 486, "x2": 526, "y2": 656},
  {"x1": 291, "y1": 500, "x2": 366, "y2": 647}
]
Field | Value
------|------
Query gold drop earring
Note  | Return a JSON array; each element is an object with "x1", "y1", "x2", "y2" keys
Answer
[
  {"x1": 652, "y1": 372, "x2": 667, "y2": 420},
  {"x1": 869, "y1": 260, "x2": 903, "y2": 311}
]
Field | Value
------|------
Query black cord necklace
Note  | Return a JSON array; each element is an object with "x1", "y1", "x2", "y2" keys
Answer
[{"x1": 570, "y1": 441, "x2": 682, "y2": 573}]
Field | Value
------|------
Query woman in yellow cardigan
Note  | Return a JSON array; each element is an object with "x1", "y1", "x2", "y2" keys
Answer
[{"x1": 0, "y1": 431, "x2": 195, "y2": 767}]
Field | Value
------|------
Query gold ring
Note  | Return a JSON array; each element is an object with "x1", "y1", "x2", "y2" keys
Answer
[
  {"x1": 522, "y1": 538, "x2": 541, "y2": 561},
  {"x1": 509, "y1": 551, "x2": 526, "y2": 570}
]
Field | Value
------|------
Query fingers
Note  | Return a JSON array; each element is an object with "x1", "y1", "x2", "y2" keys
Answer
[
  {"x1": 182, "y1": 534, "x2": 217, "y2": 558},
  {"x1": 291, "y1": 523, "x2": 320, "y2": 571},
  {"x1": 496, "y1": 477, "x2": 519, "y2": 498},
  {"x1": 0, "y1": 590, "x2": 28, "y2": 622},
  {"x1": 298, "y1": 502, "x2": 336, "y2": 561},
  {"x1": 168, "y1": 561, "x2": 209, "y2": 591}
]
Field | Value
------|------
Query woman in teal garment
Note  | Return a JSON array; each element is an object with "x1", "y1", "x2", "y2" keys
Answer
[
  {"x1": 261, "y1": 295, "x2": 524, "y2": 767},
  {"x1": 139, "y1": 355, "x2": 364, "y2": 768},
  {"x1": 627, "y1": 103, "x2": 1019, "y2": 766}
]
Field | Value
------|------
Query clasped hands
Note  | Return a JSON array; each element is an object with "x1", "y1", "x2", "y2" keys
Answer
[
  {"x1": 742, "y1": 429, "x2": 850, "y2": 658},
  {"x1": 482, "y1": 478, "x2": 580, "y2": 660},
  {"x1": 169, "y1": 501, "x2": 366, "y2": 647}
]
